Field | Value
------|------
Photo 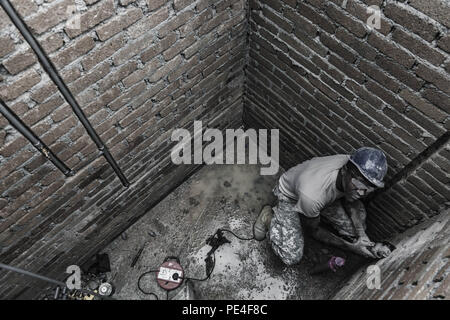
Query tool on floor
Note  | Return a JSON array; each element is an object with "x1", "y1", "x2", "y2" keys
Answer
[
  {"x1": 137, "y1": 256, "x2": 185, "y2": 300},
  {"x1": 131, "y1": 246, "x2": 145, "y2": 268},
  {"x1": 82, "y1": 253, "x2": 111, "y2": 275},
  {"x1": 0, "y1": 262, "x2": 114, "y2": 300},
  {"x1": 98, "y1": 282, "x2": 114, "y2": 296},
  {"x1": 205, "y1": 229, "x2": 231, "y2": 275},
  {"x1": 137, "y1": 227, "x2": 253, "y2": 299},
  {"x1": 156, "y1": 257, "x2": 184, "y2": 291}
]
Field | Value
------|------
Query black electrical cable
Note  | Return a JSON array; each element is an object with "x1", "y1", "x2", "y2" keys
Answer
[
  {"x1": 137, "y1": 269, "x2": 159, "y2": 299},
  {"x1": 136, "y1": 217, "x2": 260, "y2": 298},
  {"x1": 183, "y1": 252, "x2": 216, "y2": 282},
  {"x1": 0, "y1": 262, "x2": 114, "y2": 300},
  {"x1": 219, "y1": 228, "x2": 255, "y2": 241}
]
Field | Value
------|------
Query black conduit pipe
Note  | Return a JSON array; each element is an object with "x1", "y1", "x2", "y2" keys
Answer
[
  {"x1": 0, "y1": 0, "x2": 130, "y2": 187},
  {"x1": 0, "y1": 98, "x2": 74, "y2": 177}
]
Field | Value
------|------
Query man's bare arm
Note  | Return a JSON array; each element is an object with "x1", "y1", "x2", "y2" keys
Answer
[
  {"x1": 342, "y1": 201, "x2": 392, "y2": 258},
  {"x1": 344, "y1": 200, "x2": 374, "y2": 246},
  {"x1": 303, "y1": 216, "x2": 375, "y2": 258}
]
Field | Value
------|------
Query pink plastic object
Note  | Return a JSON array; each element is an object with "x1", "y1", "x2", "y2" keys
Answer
[{"x1": 328, "y1": 256, "x2": 346, "y2": 272}]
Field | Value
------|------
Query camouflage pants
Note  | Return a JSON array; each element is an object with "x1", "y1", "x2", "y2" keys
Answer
[{"x1": 268, "y1": 185, "x2": 363, "y2": 266}]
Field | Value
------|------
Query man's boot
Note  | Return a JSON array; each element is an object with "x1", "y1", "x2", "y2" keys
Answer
[{"x1": 253, "y1": 205, "x2": 273, "y2": 241}]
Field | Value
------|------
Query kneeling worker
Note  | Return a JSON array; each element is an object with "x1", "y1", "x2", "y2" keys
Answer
[{"x1": 254, "y1": 147, "x2": 392, "y2": 266}]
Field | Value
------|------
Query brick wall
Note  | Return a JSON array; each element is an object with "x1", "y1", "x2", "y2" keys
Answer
[
  {"x1": 0, "y1": 0, "x2": 247, "y2": 298},
  {"x1": 243, "y1": 0, "x2": 449, "y2": 239},
  {"x1": 333, "y1": 209, "x2": 449, "y2": 300}
]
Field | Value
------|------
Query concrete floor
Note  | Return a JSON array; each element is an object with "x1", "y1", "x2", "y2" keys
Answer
[{"x1": 102, "y1": 164, "x2": 365, "y2": 300}]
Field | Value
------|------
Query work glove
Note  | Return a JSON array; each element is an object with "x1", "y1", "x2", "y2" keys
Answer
[{"x1": 355, "y1": 235, "x2": 375, "y2": 248}]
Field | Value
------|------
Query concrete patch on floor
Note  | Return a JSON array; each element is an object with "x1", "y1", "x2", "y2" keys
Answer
[{"x1": 102, "y1": 164, "x2": 365, "y2": 300}]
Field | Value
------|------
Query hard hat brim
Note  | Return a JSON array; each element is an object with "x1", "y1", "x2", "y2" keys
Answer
[{"x1": 349, "y1": 158, "x2": 385, "y2": 189}]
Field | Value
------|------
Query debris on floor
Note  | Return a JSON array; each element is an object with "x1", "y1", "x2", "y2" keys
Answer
[
  {"x1": 38, "y1": 253, "x2": 114, "y2": 300},
  {"x1": 102, "y1": 164, "x2": 366, "y2": 300}
]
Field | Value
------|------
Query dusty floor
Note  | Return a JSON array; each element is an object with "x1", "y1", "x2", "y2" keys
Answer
[{"x1": 102, "y1": 164, "x2": 365, "y2": 300}]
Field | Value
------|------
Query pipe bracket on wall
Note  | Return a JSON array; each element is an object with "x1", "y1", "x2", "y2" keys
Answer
[
  {"x1": 0, "y1": 98, "x2": 74, "y2": 177},
  {"x1": 0, "y1": 0, "x2": 130, "y2": 188}
]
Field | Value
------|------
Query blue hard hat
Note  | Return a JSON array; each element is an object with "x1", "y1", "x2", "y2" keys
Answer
[{"x1": 349, "y1": 147, "x2": 387, "y2": 188}]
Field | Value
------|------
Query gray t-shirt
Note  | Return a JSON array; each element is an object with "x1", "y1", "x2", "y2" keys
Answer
[{"x1": 278, "y1": 154, "x2": 350, "y2": 218}]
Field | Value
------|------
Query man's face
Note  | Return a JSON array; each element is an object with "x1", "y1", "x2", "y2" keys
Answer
[{"x1": 343, "y1": 166, "x2": 377, "y2": 202}]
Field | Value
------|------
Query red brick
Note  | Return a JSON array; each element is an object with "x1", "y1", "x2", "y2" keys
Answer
[
  {"x1": 168, "y1": 55, "x2": 199, "y2": 83},
  {"x1": 96, "y1": 7, "x2": 143, "y2": 41},
  {"x1": 437, "y1": 34, "x2": 450, "y2": 53},
  {"x1": 163, "y1": 33, "x2": 196, "y2": 61},
  {"x1": 174, "y1": 0, "x2": 194, "y2": 11},
  {"x1": 320, "y1": 33, "x2": 356, "y2": 63},
  {"x1": 127, "y1": 6, "x2": 169, "y2": 39},
  {"x1": 392, "y1": 29, "x2": 446, "y2": 66},
  {"x1": 40, "y1": 33, "x2": 65, "y2": 54},
  {"x1": 399, "y1": 89, "x2": 448, "y2": 122},
  {"x1": 0, "y1": 70, "x2": 41, "y2": 101},
  {"x1": 51, "y1": 35, "x2": 95, "y2": 69},
  {"x1": 298, "y1": 2, "x2": 336, "y2": 34},
  {"x1": 25, "y1": 0, "x2": 75, "y2": 35},
  {"x1": 179, "y1": 8, "x2": 213, "y2": 37},
  {"x1": 147, "y1": 0, "x2": 166, "y2": 11},
  {"x1": 81, "y1": 35, "x2": 126, "y2": 71},
  {"x1": 359, "y1": 60, "x2": 400, "y2": 93},
  {"x1": 0, "y1": 149, "x2": 34, "y2": 180},
  {"x1": 51, "y1": 104, "x2": 73, "y2": 123},
  {"x1": 108, "y1": 82, "x2": 146, "y2": 111},
  {"x1": 329, "y1": 54, "x2": 365, "y2": 82},
  {"x1": 261, "y1": 6, "x2": 292, "y2": 33},
  {"x1": 368, "y1": 33, "x2": 416, "y2": 69},
  {"x1": 0, "y1": 36, "x2": 15, "y2": 58},
  {"x1": 198, "y1": 11, "x2": 228, "y2": 36},
  {"x1": 149, "y1": 56, "x2": 183, "y2": 83},
  {"x1": 422, "y1": 87, "x2": 450, "y2": 114},
  {"x1": 122, "y1": 59, "x2": 162, "y2": 88},
  {"x1": 141, "y1": 33, "x2": 177, "y2": 63},
  {"x1": 384, "y1": 2, "x2": 440, "y2": 42},
  {"x1": 9, "y1": 0, "x2": 38, "y2": 18},
  {"x1": 325, "y1": 3, "x2": 366, "y2": 37},
  {"x1": 3, "y1": 50, "x2": 37, "y2": 75},
  {"x1": 0, "y1": 135, "x2": 27, "y2": 158},
  {"x1": 344, "y1": 0, "x2": 392, "y2": 35},
  {"x1": 23, "y1": 96, "x2": 64, "y2": 126},
  {"x1": 41, "y1": 116, "x2": 78, "y2": 146},
  {"x1": 113, "y1": 32, "x2": 155, "y2": 66},
  {"x1": 68, "y1": 62, "x2": 110, "y2": 95},
  {"x1": 64, "y1": 0, "x2": 115, "y2": 39},
  {"x1": 375, "y1": 55, "x2": 423, "y2": 91},
  {"x1": 158, "y1": 10, "x2": 195, "y2": 38},
  {"x1": 416, "y1": 64, "x2": 450, "y2": 95},
  {"x1": 97, "y1": 61, "x2": 138, "y2": 93},
  {"x1": 119, "y1": 0, "x2": 135, "y2": 5}
]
